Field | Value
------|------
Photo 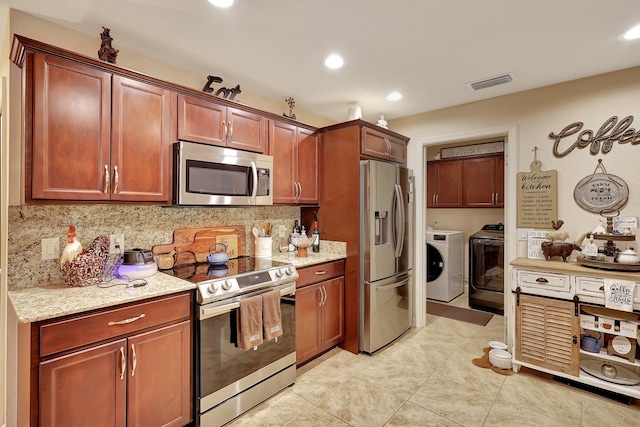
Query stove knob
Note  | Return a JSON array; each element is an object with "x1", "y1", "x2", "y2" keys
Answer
[
  {"x1": 285, "y1": 266, "x2": 295, "y2": 276},
  {"x1": 221, "y1": 280, "x2": 232, "y2": 291},
  {"x1": 208, "y1": 283, "x2": 219, "y2": 294},
  {"x1": 275, "y1": 269, "x2": 284, "y2": 278}
]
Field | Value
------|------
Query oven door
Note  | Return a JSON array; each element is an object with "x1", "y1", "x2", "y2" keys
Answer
[{"x1": 197, "y1": 282, "x2": 296, "y2": 418}]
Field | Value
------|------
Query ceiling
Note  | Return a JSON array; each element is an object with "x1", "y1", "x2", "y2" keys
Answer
[{"x1": 2, "y1": 0, "x2": 640, "y2": 123}]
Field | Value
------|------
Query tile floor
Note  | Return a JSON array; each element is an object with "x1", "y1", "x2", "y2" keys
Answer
[{"x1": 227, "y1": 294, "x2": 640, "y2": 426}]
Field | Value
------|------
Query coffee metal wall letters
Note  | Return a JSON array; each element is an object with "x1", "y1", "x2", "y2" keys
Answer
[{"x1": 549, "y1": 115, "x2": 640, "y2": 158}]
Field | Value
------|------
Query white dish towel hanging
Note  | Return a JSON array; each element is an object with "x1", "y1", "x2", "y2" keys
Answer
[{"x1": 603, "y1": 278, "x2": 636, "y2": 312}]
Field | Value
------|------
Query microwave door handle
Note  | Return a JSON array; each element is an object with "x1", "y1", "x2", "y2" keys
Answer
[{"x1": 250, "y1": 161, "x2": 258, "y2": 201}]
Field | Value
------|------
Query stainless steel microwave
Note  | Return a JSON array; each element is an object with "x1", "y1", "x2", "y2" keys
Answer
[{"x1": 173, "y1": 141, "x2": 273, "y2": 206}]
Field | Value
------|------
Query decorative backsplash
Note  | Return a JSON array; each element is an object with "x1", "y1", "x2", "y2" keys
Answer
[{"x1": 7, "y1": 204, "x2": 300, "y2": 289}]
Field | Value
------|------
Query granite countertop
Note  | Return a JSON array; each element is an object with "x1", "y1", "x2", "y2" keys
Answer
[
  {"x1": 9, "y1": 242, "x2": 347, "y2": 324},
  {"x1": 8, "y1": 272, "x2": 196, "y2": 324}
]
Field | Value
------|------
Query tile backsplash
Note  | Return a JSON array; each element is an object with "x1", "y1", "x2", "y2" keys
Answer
[{"x1": 8, "y1": 204, "x2": 300, "y2": 289}]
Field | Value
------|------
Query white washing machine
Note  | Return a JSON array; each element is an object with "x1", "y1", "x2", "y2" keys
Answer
[{"x1": 426, "y1": 230, "x2": 464, "y2": 302}]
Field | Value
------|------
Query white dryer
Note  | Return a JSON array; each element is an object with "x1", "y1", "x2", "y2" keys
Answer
[{"x1": 426, "y1": 230, "x2": 464, "y2": 302}]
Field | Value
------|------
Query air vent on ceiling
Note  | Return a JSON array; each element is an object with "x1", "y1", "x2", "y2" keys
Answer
[{"x1": 467, "y1": 73, "x2": 515, "y2": 91}]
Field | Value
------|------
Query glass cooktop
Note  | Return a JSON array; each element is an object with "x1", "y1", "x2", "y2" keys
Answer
[{"x1": 162, "y1": 256, "x2": 290, "y2": 284}]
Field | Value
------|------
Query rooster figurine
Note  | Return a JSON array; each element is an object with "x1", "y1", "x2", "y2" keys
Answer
[{"x1": 60, "y1": 225, "x2": 84, "y2": 267}]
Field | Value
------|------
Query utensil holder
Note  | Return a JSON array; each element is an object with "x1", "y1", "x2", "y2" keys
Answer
[{"x1": 255, "y1": 236, "x2": 272, "y2": 257}]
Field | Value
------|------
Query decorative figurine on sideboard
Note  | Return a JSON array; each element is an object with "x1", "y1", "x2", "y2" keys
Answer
[
  {"x1": 541, "y1": 219, "x2": 582, "y2": 261},
  {"x1": 98, "y1": 26, "x2": 119, "y2": 63},
  {"x1": 283, "y1": 97, "x2": 296, "y2": 120}
]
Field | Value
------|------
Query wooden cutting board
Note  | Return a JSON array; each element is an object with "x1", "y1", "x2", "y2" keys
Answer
[{"x1": 152, "y1": 226, "x2": 246, "y2": 263}]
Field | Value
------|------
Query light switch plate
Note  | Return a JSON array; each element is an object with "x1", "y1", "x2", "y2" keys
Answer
[{"x1": 41, "y1": 238, "x2": 60, "y2": 260}]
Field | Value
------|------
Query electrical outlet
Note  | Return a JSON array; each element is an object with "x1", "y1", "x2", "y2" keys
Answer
[
  {"x1": 278, "y1": 225, "x2": 287, "y2": 238},
  {"x1": 109, "y1": 233, "x2": 125, "y2": 254},
  {"x1": 41, "y1": 238, "x2": 60, "y2": 260}
]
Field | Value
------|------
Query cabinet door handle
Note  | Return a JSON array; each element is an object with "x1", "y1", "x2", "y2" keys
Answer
[
  {"x1": 108, "y1": 313, "x2": 146, "y2": 326},
  {"x1": 297, "y1": 182, "x2": 302, "y2": 199},
  {"x1": 321, "y1": 286, "x2": 327, "y2": 306},
  {"x1": 103, "y1": 165, "x2": 110, "y2": 194},
  {"x1": 228, "y1": 121, "x2": 233, "y2": 141},
  {"x1": 223, "y1": 121, "x2": 228, "y2": 141},
  {"x1": 113, "y1": 165, "x2": 119, "y2": 195},
  {"x1": 436, "y1": 194, "x2": 439, "y2": 206},
  {"x1": 119, "y1": 346, "x2": 126, "y2": 380},
  {"x1": 315, "y1": 270, "x2": 328, "y2": 275},
  {"x1": 317, "y1": 287, "x2": 323, "y2": 307},
  {"x1": 130, "y1": 343, "x2": 137, "y2": 377}
]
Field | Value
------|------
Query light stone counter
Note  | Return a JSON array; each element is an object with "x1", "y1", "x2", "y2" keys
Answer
[
  {"x1": 9, "y1": 241, "x2": 346, "y2": 324},
  {"x1": 8, "y1": 272, "x2": 195, "y2": 324}
]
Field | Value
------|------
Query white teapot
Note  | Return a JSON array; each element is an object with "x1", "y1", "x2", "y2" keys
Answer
[{"x1": 617, "y1": 248, "x2": 640, "y2": 264}]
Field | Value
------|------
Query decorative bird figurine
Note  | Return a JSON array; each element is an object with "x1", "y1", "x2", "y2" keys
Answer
[{"x1": 60, "y1": 225, "x2": 84, "y2": 267}]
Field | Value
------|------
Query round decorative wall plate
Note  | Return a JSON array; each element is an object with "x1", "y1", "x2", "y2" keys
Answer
[{"x1": 574, "y1": 169, "x2": 629, "y2": 214}]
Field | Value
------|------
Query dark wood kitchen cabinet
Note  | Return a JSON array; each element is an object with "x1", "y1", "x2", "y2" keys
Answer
[
  {"x1": 268, "y1": 120, "x2": 319, "y2": 204},
  {"x1": 26, "y1": 51, "x2": 176, "y2": 203},
  {"x1": 361, "y1": 126, "x2": 407, "y2": 165},
  {"x1": 426, "y1": 154, "x2": 503, "y2": 208},
  {"x1": 463, "y1": 154, "x2": 504, "y2": 207},
  {"x1": 296, "y1": 260, "x2": 345, "y2": 365},
  {"x1": 32, "y1": 292, "x2": 193, "y2": 427},
  {"x1": 178, "y1": 93, "x2": 267, "y2": 153},
  {"x1": 426, "y1": 159, "x2": 463, "y2": 208}
]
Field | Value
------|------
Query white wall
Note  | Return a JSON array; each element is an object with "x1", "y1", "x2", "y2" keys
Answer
[{"x1": 391, "y1": 66, "x2": 640, "y2": 334}]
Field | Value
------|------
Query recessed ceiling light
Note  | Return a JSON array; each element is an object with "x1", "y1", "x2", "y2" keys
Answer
[
  {"x1": 208, "y1": 0, "x2": 234, "y2": 8},
  {"x1": 324, "y1": 54, "x2": 344, "y2": 69},
  {"x1": 623, "y1": 24, "x2": 640, "y2": 40},
  {"x1": 386, "y1": 92, "x2": 402, "y2": 102}
]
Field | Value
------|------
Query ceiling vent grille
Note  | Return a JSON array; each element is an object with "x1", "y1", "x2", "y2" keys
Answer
[{"x1": 467, "y1": 73, "x2": 514, "y2": 91}]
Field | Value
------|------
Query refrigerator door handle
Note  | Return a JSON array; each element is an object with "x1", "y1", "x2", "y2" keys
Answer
[
  {"x1": 375, "y1": 277, "x2": 410, "y2": 291},
  {"x1": 392, "y1": 183, "x2": 406, "y2": 258}
]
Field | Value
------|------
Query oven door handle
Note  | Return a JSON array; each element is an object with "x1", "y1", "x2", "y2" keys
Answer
[{"x1": 199, "y1": 282, "x2": 296, "y2": 320}]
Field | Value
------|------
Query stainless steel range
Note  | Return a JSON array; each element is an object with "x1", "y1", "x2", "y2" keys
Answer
[{"x1": 164, "y1": 256, "x2": 298, "y2": 427}]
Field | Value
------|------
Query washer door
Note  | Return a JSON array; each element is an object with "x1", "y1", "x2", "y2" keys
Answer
[{"x1": 426, "y1": 243, "x2": 444, "y2": 282}]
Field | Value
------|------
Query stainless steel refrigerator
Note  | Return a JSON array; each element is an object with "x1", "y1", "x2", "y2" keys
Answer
[{"x1": 359, "y1": 160, "x2": 414, "y2": 354}]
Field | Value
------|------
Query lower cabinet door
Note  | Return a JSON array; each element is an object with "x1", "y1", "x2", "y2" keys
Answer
[
  {"x1": 127, "y1": 320, "x2": 192, "y2": 427},
  {"x1": 296, "y1": 283, "x2": 322, "y2": 365},
  {"x1": 321, "y1": 277, "x2": 344, "y2": 347},
  {"x1": 516, "y1": 294, "x2": 580, "y2": 376},
  {"x1": 39, "y1": 339, "x2": 127, "y2": 427}
]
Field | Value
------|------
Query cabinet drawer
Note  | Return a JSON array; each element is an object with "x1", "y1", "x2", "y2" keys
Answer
[
  {"x1": 297, "y1": 260, "x2": 345, "y2": 288},
  {"x1": 517, "y1": 270, "x2": 571, "y2": 294},
  {"x1": 39, "y1": 292, "x2": 192, "y2": 357},
  {"x1": 576, "y1": 276, "x2": 640, "y2": 302}
]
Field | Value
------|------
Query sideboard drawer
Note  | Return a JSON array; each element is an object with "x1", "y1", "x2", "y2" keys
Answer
[
  {"x1": 576, "y1": 276, "x2": 640, "y2": 302},
  {"x1": 516, "y1": 270, "x2": 572, "y2": 296}
]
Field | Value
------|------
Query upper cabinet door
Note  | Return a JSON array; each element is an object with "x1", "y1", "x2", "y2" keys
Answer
[
  {"x1": 177, "y1": 94, "x2": 226, "y2": 147},
  {"x1": 227, "y1": 107, "x2": 267, "y2": 153},
  {"x1": 112, "y1": 76, "x2": 176, "y2": 202},
  {"x1": 296, "y1": 127, "x2": 320, "y2": 205},
  {"x1": 463, "y1": 155, "x2": 502, "y2": 208},
  {"x1": 427, "y1": 160, "x2": 463, "y2": 208},
  {"x1": 31, "y1": 53, "x2": 112, "y2": 200},
  {"x1": 269, "y1": 120, "x2": 298, "y2": 204},
  {"x1": 360, "y1": 127, "x2": 407, "y2": 165}
]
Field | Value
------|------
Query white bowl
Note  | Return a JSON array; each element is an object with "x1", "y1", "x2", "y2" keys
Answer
[
  {"x1": 489, "y1": 341, "x2": 508, "y2": 350},
  {"x1": 489, "y1": 349, "x2": 512, "y2": 370}
]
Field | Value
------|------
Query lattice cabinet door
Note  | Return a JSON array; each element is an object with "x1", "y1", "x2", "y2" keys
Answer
[{"x1": 516, "y1": 293, "x2": 580, "y2": 376}]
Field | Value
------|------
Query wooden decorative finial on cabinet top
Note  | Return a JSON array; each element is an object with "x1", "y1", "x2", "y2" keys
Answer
[{"x1": 98, "y1": 26, "x2": 119, "y2": 63}]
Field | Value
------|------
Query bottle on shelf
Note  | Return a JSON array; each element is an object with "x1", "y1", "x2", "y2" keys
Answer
[
  {"x1": 289, "y1": 220, "x2": 300, "y2": 251},
  {"x1": 312, "y1": 211, "x2": 320, "y2": 253}
]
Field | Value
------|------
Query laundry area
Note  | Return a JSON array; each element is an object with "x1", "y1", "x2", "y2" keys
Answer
[{"x1": 424, "y1": 140, "x2": 505, "y2": 314}]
